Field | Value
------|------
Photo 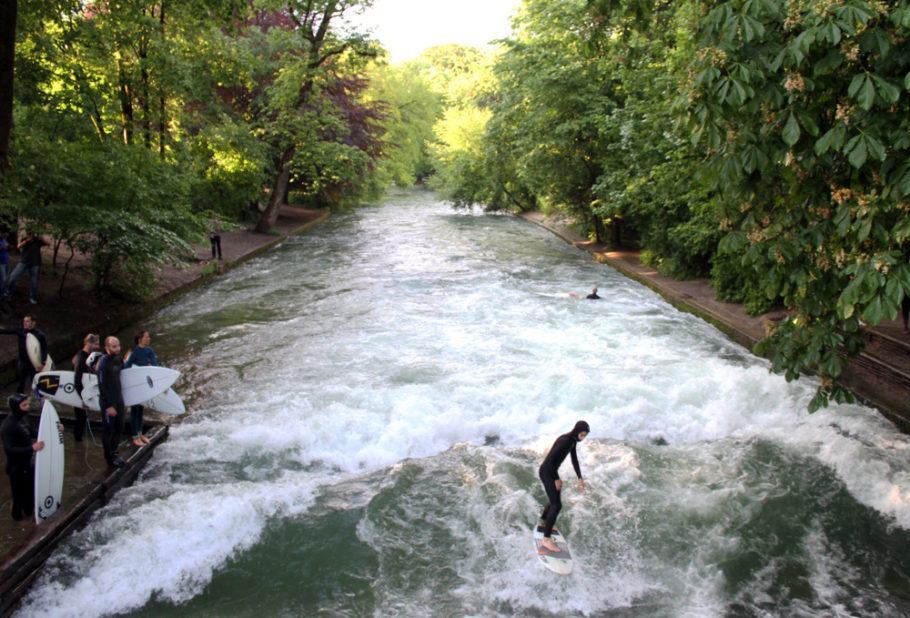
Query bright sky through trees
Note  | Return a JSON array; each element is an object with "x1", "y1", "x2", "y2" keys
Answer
[{"x1": 351, "y1": 0, "x2": 520, "y2": 62}]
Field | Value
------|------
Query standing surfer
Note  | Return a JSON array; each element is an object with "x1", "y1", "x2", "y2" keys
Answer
[
  {"x1": 72, "y1": 333, "x2": 100, "y2": 442},
  {"x1": 124, "y1": 329, "x2": 158, "y2": 446},
  {"x1": 0, "y1": 314, "x2": 48, "y2": 393},
  {"x1": 2, "y1": 395, "x2": 43, "y2": 520},
  {"x1": 98, "y1": 336, "x2": 126, "y2": 468},
  {"x1": 538, "y1": 420, "x2": 589, "y2": 553}
]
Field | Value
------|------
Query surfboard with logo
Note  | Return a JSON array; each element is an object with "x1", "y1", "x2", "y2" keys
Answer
[
  {"x1": 33, "y1": 367, "x2": 180, "y2": 411},
  {"x1": 533, "y1": 524, "x2": 573, "y2": 575},
  {"x1": 35, "y1": 400, "x2": 64, "y2": 524}
]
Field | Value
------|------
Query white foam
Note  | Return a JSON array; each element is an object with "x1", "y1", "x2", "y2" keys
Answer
[{"x1": 19, "y1": 195, "x2": 910, "y2": 615}]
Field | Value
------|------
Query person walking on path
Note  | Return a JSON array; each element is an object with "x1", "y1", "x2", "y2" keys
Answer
[
  {"x1": 210, "y1": 217, "x2": 223, "y2": 261},
  {"x1": 72, "y1": 333, "x2": 100, "y2": 443},
  {"x1": 0, "y1": 314, "x2": 48, "y2": 393},
  {"x1": 124, "y1": 329, "x2": 158, "y2": 446},
  {"x1": 537, "y1": 420, "x2": 589, "y2": 554},
  {"x1": 98, "y1": 336, "x2": 126, "y2": 468},
  {"x1": 2, "y1": 394, "x2": 43, "y2": 521},
  {"x1": 3, "y1": 232, "x2": 48, "y2": 304}
]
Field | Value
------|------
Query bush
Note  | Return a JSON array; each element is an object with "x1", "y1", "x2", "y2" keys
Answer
[{"x1": 711, "y1": 249, "x2": 777, "y2": 315}]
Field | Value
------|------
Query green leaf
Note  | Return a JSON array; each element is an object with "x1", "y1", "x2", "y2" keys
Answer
[
  {"x1": 857, "y1": 75, "x2": 875, "y2": 110},
  {"x1": 797, "y1": 112, "x2": 819, "y2": 137},
  {"x1": 814, "y1": 126, "x2": 839, "y2": 155},
  {"x1": 865, "y1": 134, "x2": 886, "y2": 161},
  {"x1": 848, "y1": 136, "x2": 868, "y2": 168},
  {"x1": 872, "y1": 75, "x2": 901, "y2": 105},
  {"x1": 824, "y1": 22, "x2": 841, "y2": 45},
  {"x1": 782, "y1": 113, "x2": 800, "y2": 146},
  {"x1": 862, "y1": 296, "x2": 883, "y2": 325},
  {"x1": 857, "y1": 218, "x2": 872, "y2": 242}
]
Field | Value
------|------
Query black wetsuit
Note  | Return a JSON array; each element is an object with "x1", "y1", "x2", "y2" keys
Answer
[
  {"x1": 586, "y1": 292, "x2": 601, "y2": 300},
  {"x1": 97, "y1": 354, "x2": 125, "y2": 464},
  {"x1": 2, "y1": 405, "x2": 35, "y2": 520},
  {"x1": 538, "y1": 423, "x2": 587, "y2": 539},
  {"x1": 0, "y1": 327, "x2": 48, "y2": 393},
  {"x1": 72, "y1": 348, "x2": 95, "y2": 442}
]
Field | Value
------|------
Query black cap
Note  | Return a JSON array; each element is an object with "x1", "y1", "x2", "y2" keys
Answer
[
  {"x1": 8, "y1": 394, "x2": 28, "y2": 416},
  {"x1": 572, "y1": 420, "x2": 590, "y2": 438}
]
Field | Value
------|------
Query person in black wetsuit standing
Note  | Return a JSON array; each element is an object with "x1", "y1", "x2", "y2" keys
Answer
[
  {"x1": 98, "y1": 336, "x2": 126, "y2": 468},
  {"x1": 71, "y1": 333, "x2": 100, "y2": 442},
  {"x1": 538, "y1": 420, "x2": 589, "y2": 553},
  {"x1": 0, "y1": 314, "x2": 49, "y2": 393},
  {"x1": 2, "y1": 394, "x2": 44, "y2": 520}
]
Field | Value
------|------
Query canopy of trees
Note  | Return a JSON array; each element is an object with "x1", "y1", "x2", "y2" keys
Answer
[
  {"x1": 3, "y1": 0, "x2": 909, "y2": 410},
  {"x1": 0, "y1": 0, "x2": 438, "y2": 295},
  {"x1": 428, "y1": 0, "x2": 910, "y2": 411}
]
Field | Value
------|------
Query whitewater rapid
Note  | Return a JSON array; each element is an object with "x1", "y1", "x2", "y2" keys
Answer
[{"x1": 17, "y1": 192, "x2": 910, "y2": 616}]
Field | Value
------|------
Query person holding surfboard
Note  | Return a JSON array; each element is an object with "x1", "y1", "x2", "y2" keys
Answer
[
  {"x1": 0, "y1": 314, "x2": 49, "y2": 393},
  {"x1": 2, "y1": 395, "x2": 43, "y2": 520},
  {"x1": 537, "y1": 420, "x2": 589, "y2": 554},
  {"x1": 124, "y1": 329, "x2": 159, "y2": 446},
  {"x1": 71, "y1": 333, "x2": 101, "y2": 442},
  {"x1": 98, "y1": 336, "x2": 127, "y2": 468}
]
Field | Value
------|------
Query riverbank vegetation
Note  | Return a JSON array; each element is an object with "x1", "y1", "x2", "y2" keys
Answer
[
  {"x1": 426, "y1": 0, "x2": 910, "y2": 411},
  {"x1": 2, "y1": 0, "x2": 909, "y2": 410}
]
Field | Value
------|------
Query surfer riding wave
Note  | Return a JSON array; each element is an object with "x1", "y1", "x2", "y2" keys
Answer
[{"x1": 538, "y1": 420, "x2": 588, "y2": 553}]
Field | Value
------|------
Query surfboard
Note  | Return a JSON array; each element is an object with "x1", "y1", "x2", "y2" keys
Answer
[
  {"x1": 35, "y1": 400, "x2": 64, "y2": 524},
  {"x1": 33, "y1": 367, "x2": 180, "y2": 411},
  {"x1": 533, "y1": 524, "x2": 573, "y2": 575},
  {"x1": 32, "y1": 371, "x2": 90, "y2": 408},
  {"x1": 143, "y1": 388, "x2": 186, "y2": 416},
  {"x1": 26, "y1": 332, "x2": 53, "y2": 371}
]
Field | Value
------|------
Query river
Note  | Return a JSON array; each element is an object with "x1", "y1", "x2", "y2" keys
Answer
[{"x1": 17, "y1": 191, "x2": 910, "y2": 616}]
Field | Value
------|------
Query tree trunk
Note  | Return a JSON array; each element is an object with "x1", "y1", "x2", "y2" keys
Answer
[
  {"x1": 58, "y1": 242, "x2": 75, "y2": 298},
  {"x1": 256, "y1": 149, "x2": 293, "y2": 233},
  {"x1": 140, "y1": 64, "x2": 152, "y2": 148},
  {"x1": 117, "y1": 58, "x2": 134, "y2": 145},
  {"x1": 158, "y1": 2, "x2": 166, "y2": 158},
  {"x1": 0, "y1": 0, "x2": 17, "y2": 173},
  {"x1": 52, "y1": 236, "x2": 63, "y2": 268}
]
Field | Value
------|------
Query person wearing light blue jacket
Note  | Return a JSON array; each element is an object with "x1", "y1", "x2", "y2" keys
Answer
[{"x1": 124, "y1": 329, "x2": 159, "y2": 447}]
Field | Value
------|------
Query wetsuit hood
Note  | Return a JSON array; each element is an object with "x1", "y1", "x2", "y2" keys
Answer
[
  {"x1": 8, "y1": 394, "x2": 28, "y2": 419},
  {"x1": 571, "y1": 420, "x2": 590, "y2": 439}
]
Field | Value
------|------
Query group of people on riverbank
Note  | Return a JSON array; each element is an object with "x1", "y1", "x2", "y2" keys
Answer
[{"x1": 1, "y1": 314, "x2": 162, "y2": 521}]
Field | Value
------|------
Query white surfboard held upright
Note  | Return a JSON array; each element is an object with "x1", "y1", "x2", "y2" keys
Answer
[
  {"x1": 33, "y1": 367, "x2": 180, "y2": 411},
  {"x1": 35, "y1": 400, "x2": 65, "y2": 524},
  {"x1": 25, "y1": 332, "x2": 53, "y2": 371}
]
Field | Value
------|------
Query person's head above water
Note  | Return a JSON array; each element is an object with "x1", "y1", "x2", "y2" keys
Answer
[
  {"x1": 572, "y1": 420, "x2": 590, "y2": 441},
  {"x1": 591, "y1": 287, "x2": 598, "y2": 294}
]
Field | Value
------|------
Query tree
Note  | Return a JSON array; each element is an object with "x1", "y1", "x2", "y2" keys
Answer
[
  {"x1": 686, "y1": 0, "x2": 910, "y2": 409},
  {"x1": 0, "y1": 0, "x2": 17, "y2": 173},
  {"x1": 252, "y1": 0, "x2": 375, "y2": 233}
]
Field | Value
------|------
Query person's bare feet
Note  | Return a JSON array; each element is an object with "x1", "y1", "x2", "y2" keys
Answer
[
  {"x1": 540, "y1": 537, "x2": 560, "y2": 553},
  {"x1": 132, "y1": 438, "x2": 144, "y2": 447},
  {"x1": 140, "y1": 435, "x2": 151, "y2": 445}
]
